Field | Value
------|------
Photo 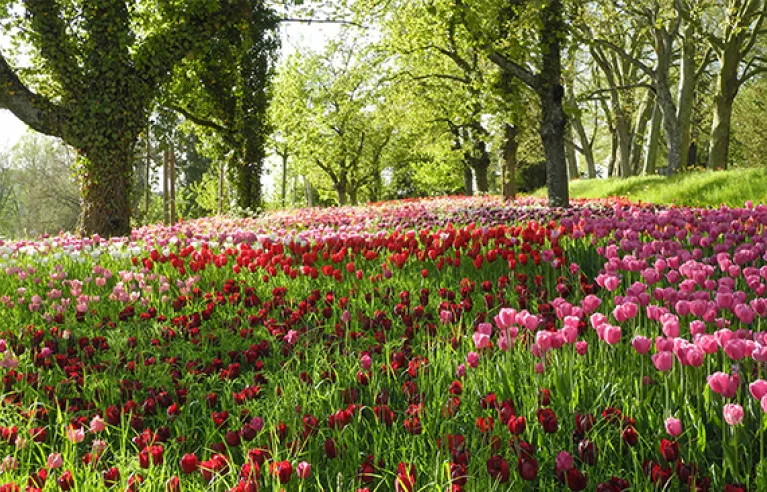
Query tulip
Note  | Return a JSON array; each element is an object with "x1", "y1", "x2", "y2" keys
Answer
[
  {"x1": 664, "y1": 417, "x2": 682, "y2": 437},
  {"x1": 723, "y1": 404, "x2": 744, "y2": 426},
  {"x1": 297, "y1": 461, "x2": 311, "y2": 479}
]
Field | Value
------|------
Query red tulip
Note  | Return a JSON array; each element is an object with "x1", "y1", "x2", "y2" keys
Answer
[
  {"x1": 517, "y1": 457, "x2": 538, "y2": 481},
  {"x1": 102, "y1": 467, "x2": 120, "y2": 488},
  {"x1": 486, "y1": 455, "x2": 510, "y2": 483},
  {"x1": 394, "y1": 462, "x2": 415, "y2": 492},
  {"x1": 180, "y1": 453, "x2": 198, "y2": 474},
  {"x1": 660, "y1": 439, "x2": 679, "y2": 462}
]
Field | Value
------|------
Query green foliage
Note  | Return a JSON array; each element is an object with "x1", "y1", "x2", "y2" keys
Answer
[{"x1": 0, "y1": 133, "x2": 80, "y2": 238}]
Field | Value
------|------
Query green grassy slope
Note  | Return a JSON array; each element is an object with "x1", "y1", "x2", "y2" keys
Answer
[{"x1": 533, "y1": 168, "x2": 767, "y2": 207}]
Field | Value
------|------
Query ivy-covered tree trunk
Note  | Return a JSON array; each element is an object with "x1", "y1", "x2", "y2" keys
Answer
[{"x1": 79, "y1": 144, "x2": 136, "y2": 236}]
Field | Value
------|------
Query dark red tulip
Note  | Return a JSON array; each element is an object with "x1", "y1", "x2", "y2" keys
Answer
[
  {"x1": 517, "y1": 457, "x2": 538, "y2": 481},
  {"x1": 57, "y1": 470, "x2": 74, "y2": 491},
  {"x1": 621, "y1": 426, "x2": 638, "y2": 446},
  {"x1": 566, "y1": 468, "x2": 588, "y2": 491},
  {"x1": 660, "y1": 439, "x2": 679, "y2": 462},
  {"x1": 102, "y1": 467, "x2": 120, "y2": 488},
  {"x1": 578, "y1": 439, "x2": 597, "y2": 466},
  {"x1": 486, "y1": 455, "x2": 510, "y2": 483},
  {"x1": 271, "y1": 460, "x2": 292, "y2": 484}
]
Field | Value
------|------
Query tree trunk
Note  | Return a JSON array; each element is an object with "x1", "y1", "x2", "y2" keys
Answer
[
  {"x1": 615, "y1": 110, "x2": 632, "y2": 177},
  {"x1": 280, "y1": 151, "x2": 288, "y2": 208},
  {"x1": 463, "y1": 164, "x2": 474, "y2": 196},
  {"x1": 472, "y1": 141, "x2": 491, "y2": 193},
  {"x1": 349, "y1": 185, "x2": 358, "y2": 206},
  {"x1": 538, "y1": 0, "x2": 568, "y2": 207},
  {"x1": 653, "y1": 30, "x2": 682, "y2": 176},
  {"x1": 708, "y1": 44, "x2": 740, "y2": 171},
  {"x1": 162, "y1": 150, "x2": 169, "y2": 224},
  {"x1": 607, "y1": 129, "x2": 617, "y2": 177},
  {"x1": 218, "y1": 160, "x2": 225, "y2": 215},
  {"x1": 643, "y1": 100, "x2": 662, "y2": 175},
  {"x1": 630, "y1": 90, "x2": 654, "y2": 176},
  {"x1": 305, "y1": 177, "x2": 314, "y2": 207},
  {"x1": 336, "y1": 173, "x2": 348, "y2": 206},
  {"x1": 677, "y1": 22, "x2": 696, "y2": 170},
  {"x1": 169, "y1": 143, "x2": 176, "y2": 225},
  {"x1": 145, "y1": 129, "x2": 151, "y2": 219},
  {"x1": 572, "y1": 115, "x2": 596, "y2": 178},
  {"x1": 502, "y1": 123, "x2": 518, "y2": 199},
  {"x1": 565, "y1": 124, "x2": 579, "y2": 180},
  {"x1": 79, "y1": 146, "x2": 135, "y2": 237}
]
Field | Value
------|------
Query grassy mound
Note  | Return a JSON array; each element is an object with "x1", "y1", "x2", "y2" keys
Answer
[{"x1": 533, "y1": 168, "x2": 767, "y2": 207}]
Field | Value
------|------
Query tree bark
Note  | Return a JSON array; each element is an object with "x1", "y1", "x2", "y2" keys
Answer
[
  {"x1": 708, "y1": 43, "x2": 740, "y2": 171},
  {"x1": 653, "y1": 28, "x2": 683, "y2": 176},
  {"x1": 463, "y1": 164, "x2": 474, "y2": 196},
  {"x1": 145, "y1": 127, "x2": 151, "y2": 219},
  {"x1": 169, "y1": 143, "x2": 176, "y2": 225},
  {"x1": 218, "y1": 160, "x2": 225, "y2": 215},
  {"x1": 630, "y1": 90, "x2": 654, "y2": 176},
  {"x1": 607, "y1": 128, "x2": 617, "y2": 178},
  {"x1": 471, "y1": 141, "x2": 491, "y2": 193},
  {"x1": 571, "y1": 114, "x2": 596, "y2": 178},
  {"x1": 565, "y1": 124, "x2": 579, "y2": 180},
  {"x1": 502, "y1": 123, "x2": 518, "y2": 199},
  {"x1": 677, "y1": 22, "x2": 696, "y2": 170},
  {"x1": 643, "y1": 100, "x2": 662, "y2": 175},
  {"x1": 162, "y1": 150, "x2": 169, "y2": 224},
  {"x1": 280, "y1": 150, "x2": 288, "y2": 208},
  {"x1": 79, "y1": 146, "x2": 135, "y2": 236},
  {"x1": 538, "y1": 0, "x2": 568, "y2": 207}
]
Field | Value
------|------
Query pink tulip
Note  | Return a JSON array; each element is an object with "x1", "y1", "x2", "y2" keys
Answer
[
  {"x1": 581, "y1": 295, "x2": 601, "y2": 314},
  {"x1": 664, "y1": 417, "x2": 682, "y2": 437},
  {"x1": 466, "y1": 352, "x2": 479, "y2": 368},
  {"x1": 297, "y1": 461, "x2": 311, "y2": 479},
  {"x1": 761, "y1": 395, "x2": 767, "y2": 414},
  {"x1": 749, "y1": 380, "x2": 767, "y2": 400},
  {"x1": 361, "y1": 354, "x2": 372, "y2": 370},
  {"x1": 723, "y1": 403, "x2": 744, "y2": 426},
  {"x1": 47, "y1": 452, "x2": 63, "y2": 469},
  {"x1": 631, "y1": 336, "x2": 652, "y2": 354},
  {"x1": 66, "y1": 425, "x2": 85, "y2": 444},
  {"x1": 707, "y1": 371, "x2": 739, "y2": 398},
  {"x1": 604, "y1": 325, "x2": 622, "y2": 345},
  {"x1": 576, "y1": 341, "x2": 588, "y2": 355},
  {"x1": 494, "y1": 308, "x2": 517, "y2": 329},
  {"x1": 652, "y1": 352, "x2": 674, "y2": 372},
  {"x1": 90, "y1": 416, "x2": 106, "y2": 433}
]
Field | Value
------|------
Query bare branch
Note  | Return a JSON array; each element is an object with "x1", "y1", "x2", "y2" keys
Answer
[{"x1": 488, "y1": 51, "x2": 539, "y2": 90}]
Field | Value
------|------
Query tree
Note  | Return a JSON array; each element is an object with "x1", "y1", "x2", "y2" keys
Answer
[
  {"x1": 382, "y1": 0, "x2": 495, "y2": 194},
  {"x1": 270, "y1": 37, "x2": 399, "y2": 206},
  {"x1": 0, "y1": 0, "x2": 272, "y2": 235},
  {"x1": 679, "y1": 0, "x2": 767, "y2": 170},
  {"x1": 163, "y1": 0, "x2": 279, "y2": 213},
  {"x1": 449, "y1": 0, "x2": 570, "y2": 207}
]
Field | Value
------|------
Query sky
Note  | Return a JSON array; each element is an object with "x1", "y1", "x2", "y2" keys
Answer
[{"x1": 0, "y1": 20, "x2": 341, "y2": 152}]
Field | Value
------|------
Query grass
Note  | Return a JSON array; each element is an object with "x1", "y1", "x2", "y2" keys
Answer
[{"x1": 532, "y1": 167, "x2": 767, "y2": 208}]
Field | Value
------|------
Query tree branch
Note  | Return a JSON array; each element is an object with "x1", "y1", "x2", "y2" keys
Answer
[
  {"x1": 163, "y1": 104, "x2": 228, "y2": 134},
  {"x1": 488, "y1": 51, "x2": 539, "y2": 90},
  {"x1": 0, "y1": 50, "x2": 66, "y2": 138},
  {"x1": 594, "y1": 39, "x2": 654, "y2": 78},
  {"x1": 278, "y1": 18, "x2": 366, "y2": 28}
]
